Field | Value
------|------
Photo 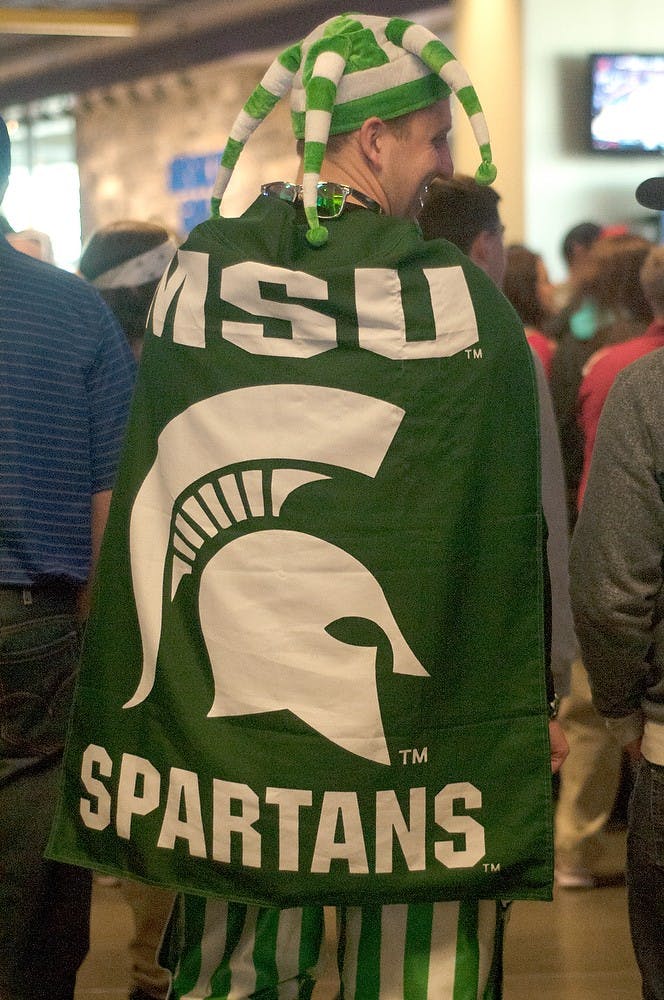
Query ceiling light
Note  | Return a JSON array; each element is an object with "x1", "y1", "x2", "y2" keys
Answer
[{"x1": 0, "y1": 8, "x2": 139, "y2": 37}]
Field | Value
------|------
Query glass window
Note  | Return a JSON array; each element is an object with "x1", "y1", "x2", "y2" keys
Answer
[{"x1": 2, "y1": 96, "x2": 81, "y2": 270}]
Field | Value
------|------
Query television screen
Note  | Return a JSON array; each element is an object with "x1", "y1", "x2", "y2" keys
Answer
[{"x1": 590, "y1": 53, "x2": 664, "y2": 154}]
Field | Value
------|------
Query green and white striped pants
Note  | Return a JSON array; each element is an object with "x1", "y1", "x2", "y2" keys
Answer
[{"x1": 163, "y1": 895, "x2": 508, "y2": 1000}]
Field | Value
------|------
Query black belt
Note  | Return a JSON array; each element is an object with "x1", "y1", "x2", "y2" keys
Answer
[{"x1": 0, "y1": 582, "x2": 82, "y2": 616}]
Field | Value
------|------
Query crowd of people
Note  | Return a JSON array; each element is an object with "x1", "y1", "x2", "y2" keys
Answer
[{"x1": 1, "y1": 10, "x2": 664, "y2": 1000}]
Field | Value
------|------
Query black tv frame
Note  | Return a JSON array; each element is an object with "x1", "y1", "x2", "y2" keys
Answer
[{"x1": 588, "y1": 51, "x2": 664, "y2": 156}]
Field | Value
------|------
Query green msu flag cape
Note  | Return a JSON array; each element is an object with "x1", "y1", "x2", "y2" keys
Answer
[{"x1": 48, "y1": 195, "x2": 553, "y2": 907}]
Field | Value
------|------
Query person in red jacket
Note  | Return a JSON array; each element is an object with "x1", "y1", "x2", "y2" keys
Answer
[
  {"x1": 577, "y1": 245, "x2": 664, "y2": 507},
  {"x1": 503, "y1": 244, "x2": 558, "y2": 378}
]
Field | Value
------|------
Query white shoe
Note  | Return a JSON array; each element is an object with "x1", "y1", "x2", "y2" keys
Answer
[{"x1": 554, "y1": 864, "x2": 597, "y2": 889}]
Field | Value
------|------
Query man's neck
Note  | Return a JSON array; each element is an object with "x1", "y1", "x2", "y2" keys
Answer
[{"x1": 296, "y1": 148, "x2": 389, "y2": 215}]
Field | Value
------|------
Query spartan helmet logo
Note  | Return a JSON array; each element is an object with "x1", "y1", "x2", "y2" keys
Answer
[{"x1": 124, "y1": 385, "x2": 428, "y2": 765}]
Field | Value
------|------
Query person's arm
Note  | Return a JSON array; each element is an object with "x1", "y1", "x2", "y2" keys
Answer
[
  {"x1": 569, "y1": 361, "x2": 664, "y2": 747},
  {"x1": 530, "y1": 353, "x2": 571, "y2": 771},
  {"x1": 549, "y1": 718, "x2": 569, "y2": 773},
  {"x1": 532, "y1": 351, "x2": 576, "y2": 699},
  {"x1": 78, "y1": 488, "x2": 112, "y2": 619},
  {"x1": 91, "y1": 488, "x2": 112, "y2": 578},
  {"x1": 82, "y1": 299, "x2": 135, "y2": 618},
  {"x1": 548, "y1": 337, "x2": 587, "y2": 526}
]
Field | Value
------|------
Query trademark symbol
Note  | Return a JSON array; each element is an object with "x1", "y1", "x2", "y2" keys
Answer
[
  {"x1": 398, "y1": 747, "x2": 428, "y2": 765},
  {"x1": 483, "y1": 862, "x2": 501, "y2": 873},
  {"x1": 464, "y1": 347, "x2": 483, "y2": 360}
]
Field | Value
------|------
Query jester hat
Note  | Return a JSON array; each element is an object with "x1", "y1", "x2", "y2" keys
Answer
[{"x1": 211, "y1": 12, "x2": 496, "y2": 247}]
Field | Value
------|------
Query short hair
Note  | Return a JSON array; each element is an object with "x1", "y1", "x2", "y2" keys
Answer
[
  {"x1": 561, "y1": 222, "x2": 601, "y2": 266},
  {"x1": 0, "y1": 116, "x2": 11, "y2": 185},
  {"x1": 79, "y1": 220, "x2": 171, "y2": 342},
  {"x1": 418, "y1": 175, "x2": 501, "y2": 254},
  {"x1": 640, "y1": 245, "x2": 664, "y2": 316},
  {"x1": 295, "y1": 109, "x2": 419, "y2": 161}
]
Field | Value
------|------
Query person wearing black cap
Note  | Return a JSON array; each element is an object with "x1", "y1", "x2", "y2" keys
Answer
[
  {"x1": 570, "y1": 174, "x2": 664, "y2": 1000},
  {"x1": 636, "y1": 175, "x2": 664, "y2": 214},
  {"x1": 0, "y1": 115, "x2": 136, "y2": 999}
]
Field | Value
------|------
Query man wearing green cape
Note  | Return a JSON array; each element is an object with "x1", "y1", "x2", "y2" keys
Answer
[{"x1": 48, "y1": 12, "x2": 566, "y2": 999}]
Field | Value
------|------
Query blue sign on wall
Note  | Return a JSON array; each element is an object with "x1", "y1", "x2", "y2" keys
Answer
[
  {"x1": 180, "y1": 198, "x2": 211, "y2": 233},
  {"x1": 168, "y1": 152, "x2": 223, "y2": 193},
  {"x1": 168, "y1": 150, "x2": 224, "y2": 235}
]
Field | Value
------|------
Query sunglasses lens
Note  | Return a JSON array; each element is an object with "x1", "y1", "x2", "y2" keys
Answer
[
  {"x1": 316, "y1": 183, "x2": 346, "y2": 219},
  {"x1": 262, "y1": 182, "x2": 298, "y2": 203}
]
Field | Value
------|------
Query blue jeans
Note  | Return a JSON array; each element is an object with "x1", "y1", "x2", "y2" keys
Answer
[
  {"x1": 627, "y1": 758, "x2": 664, "y2": 1000},
  {"x1": 0, "y1": 586, "x2": 92, "y2": 1000}
]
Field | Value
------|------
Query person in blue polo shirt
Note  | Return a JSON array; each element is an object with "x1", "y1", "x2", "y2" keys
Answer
[{"x1": 0, "y1": 115, "x2": 136, "y2": 1000}]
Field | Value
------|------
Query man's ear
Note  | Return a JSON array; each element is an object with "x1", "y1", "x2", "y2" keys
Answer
[
  {"x1": 469, "y1": 230, "x2": 491, "y2": 268},
  {"x1": 357, "y1": 116, "x2": 389, "y2": 170}
]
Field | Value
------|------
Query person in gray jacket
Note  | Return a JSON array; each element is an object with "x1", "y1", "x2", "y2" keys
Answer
[{"x1": 570, "y1": 172, "x2": 664, "y2": 1000}]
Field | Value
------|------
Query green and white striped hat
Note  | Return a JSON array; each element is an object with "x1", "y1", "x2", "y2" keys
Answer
[{"x1": 211, "y1": 12, "x2": 496, "y2": 247}]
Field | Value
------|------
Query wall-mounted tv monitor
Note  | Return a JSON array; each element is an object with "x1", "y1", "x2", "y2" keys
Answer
[{"x1": 590, "y1": 53, "x2": 664, "y2": 154}]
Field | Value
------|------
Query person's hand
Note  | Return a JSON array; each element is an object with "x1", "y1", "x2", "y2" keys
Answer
[{"x1": 548, "y1": 719, "x2": 569, "y2": 773}]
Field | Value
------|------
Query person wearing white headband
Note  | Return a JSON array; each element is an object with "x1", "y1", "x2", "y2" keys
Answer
[
  {"x1": 79, "y1": 220, "x2": 179, "y2": 1000},
  {"x1": 48, "y1": 13, "x2": 565, "y2": 1000},
  {"x1": 79, "y1": 220, "x2": 177, "y2": 360}
]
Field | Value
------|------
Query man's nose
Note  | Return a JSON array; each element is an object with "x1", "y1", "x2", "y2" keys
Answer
[{"x1": 437, "y1": 147, "x2": 453, "y2": 180}]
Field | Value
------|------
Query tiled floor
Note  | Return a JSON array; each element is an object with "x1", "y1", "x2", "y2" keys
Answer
[{"x1": 76, "y1": 831, "x2": 641, "y2": 1000}]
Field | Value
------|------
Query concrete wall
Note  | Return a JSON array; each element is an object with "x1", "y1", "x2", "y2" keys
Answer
[{"x1": 76, "y1": 54, "x2": 299, "y2": 243}]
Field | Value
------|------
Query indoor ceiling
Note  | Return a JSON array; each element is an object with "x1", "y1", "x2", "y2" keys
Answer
[{"x1": 0, "y1": 0, "x2": 449, "y2": 107}]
